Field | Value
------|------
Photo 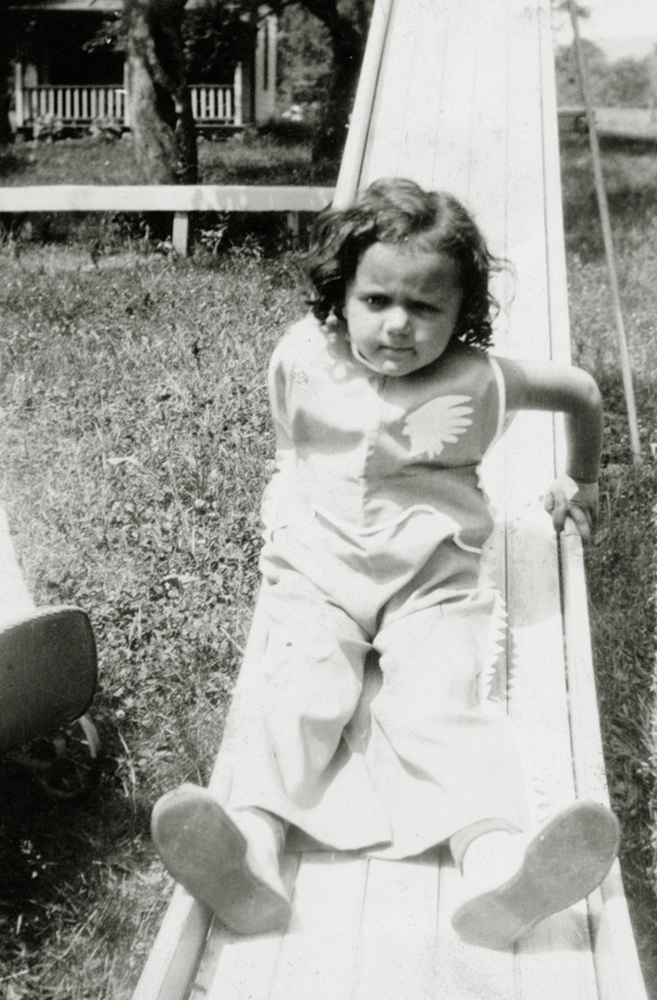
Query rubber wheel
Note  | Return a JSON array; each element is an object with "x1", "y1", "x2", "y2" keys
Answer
[{"x1": 12, "y1": 713, "x2": 100, "y2": 799}]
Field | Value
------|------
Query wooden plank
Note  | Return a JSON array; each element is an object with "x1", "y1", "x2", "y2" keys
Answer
[
  {"x1": 515, "y1": 906, "x2": 599, "y2": 1000},
  {"x1": 334, "y1": 0, "x2": 392, "y2": 207},
  {"x1": 560, "y1": 526, "x2": 649, "y2": 1000},
  {"x1": 435, "y1": 851, "x2": 516, "y2": 1000},
  {"x1": 463, "y1": 0, "x2": 509, "y2": 253},
  {"x1": 0, "y1": 186, "x2": 335, "y2": 214},
  {"x1": 131, "y1": 888, "x2": 212, "y2": 1000},
  {"x1": 498, "y1": 3, "x2": 611, "y2": 998},
  {"x1": 191, "y1": 853, "x2": 300, "y2": 1000},
  {"x1": 502, "y1": 11, "x2": 585, "y2": 999},
  {"x1": 267, "y1": 854, "x2": 369, "y2": 1000},
  {"x1": 538, "y1": 0, "x2": 573, "y2": 370},
  {"x1": 360, "y1": 0, "x2": 450, "y2": 187},
  {"x1": 352, "y1": 854, "x2": 440, "y2": 1000},
  {"x1": 425, "y1": 0, "x2": 479, "y2": 198}
]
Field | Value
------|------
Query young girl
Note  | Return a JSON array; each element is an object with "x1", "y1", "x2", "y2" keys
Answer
[{"x1": 152, "y1": 179, "x2": 619, "y2": 950}]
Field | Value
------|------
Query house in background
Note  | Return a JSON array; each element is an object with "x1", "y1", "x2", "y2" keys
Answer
[{"x1": 7, "y1": 0, "x2": 277, "y2": 136}]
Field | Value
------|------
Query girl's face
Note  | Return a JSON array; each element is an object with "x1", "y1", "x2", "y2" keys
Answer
[{"x1": 344, "y1": 242, "x2": 463, "y2": 377}]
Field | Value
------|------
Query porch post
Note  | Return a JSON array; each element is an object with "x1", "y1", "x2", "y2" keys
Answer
[
  {"x1": 234, "y1": 62, "x2": 243, "y2": 127},
  {"x1": 269, "y1": 15, "x2": 277, "y2": 103},
  {"x1": 123, "y1": 60, "x2": 130, "y2": 128},
  {"x1": 14, "y1": 62, "x2": 24, "y2": 129},
  {"x1": 649, "y1": 52, "x2": 657, "y2": 125}
]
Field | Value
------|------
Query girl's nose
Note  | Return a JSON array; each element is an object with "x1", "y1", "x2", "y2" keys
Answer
[{"x1": 384, "y1": 306, "x2": 412, "y2": 337}]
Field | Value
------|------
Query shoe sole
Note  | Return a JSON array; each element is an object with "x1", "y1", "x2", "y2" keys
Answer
[
  {"x1": 152, "y1": 785, "x2": 291, "y2": 935},
  {"x1": 451, "y1": 800, "x2": 620, "y2": 949}
]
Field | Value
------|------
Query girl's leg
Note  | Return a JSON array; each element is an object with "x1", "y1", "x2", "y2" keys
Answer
[
  {"x1": 371, "y1": 599, "x2": 528, "y2": 852},
  {"x1": 374, "y1": 598, "x2": 619, "y2": 945},
  {"x1": 228, "y1": 567, "x2": 371, "y2": 829},
  {"x1": 451, "y1": 800, "x2": 619, "y2": 949},
  {"x1": 152, "y1": 566, "x2": 373, "y2": 933}
]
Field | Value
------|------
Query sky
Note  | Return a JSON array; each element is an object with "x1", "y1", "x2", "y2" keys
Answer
[{"x1": 554, "y1": 0, "x2": 657, "y2": 59}]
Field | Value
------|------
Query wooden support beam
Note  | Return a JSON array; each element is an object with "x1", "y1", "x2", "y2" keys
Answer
[
  {"x1": 14, "y1": 62, "x2": 24, "y2": 129},
  {"x1": 0, "y1": 186, "x2": 334, "y2": 255},
  {"x1": 0, "y1": 186, "x2": 335, "y2": 214},
  {"x1": 172, "y1": 212, "x2": 189, "y2": 256}
]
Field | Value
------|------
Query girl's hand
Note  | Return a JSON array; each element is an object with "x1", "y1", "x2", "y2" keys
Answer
[{"x1": 544, "y1": 473, "x2": 599, "y2": 544}]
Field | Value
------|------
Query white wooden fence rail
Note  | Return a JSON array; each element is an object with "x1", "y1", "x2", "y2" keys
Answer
[{"x1": 0, "y1": 185, "x2": 336, "y2": 255}]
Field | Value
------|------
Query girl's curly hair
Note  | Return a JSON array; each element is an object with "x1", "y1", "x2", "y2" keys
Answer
[{"x1": 306, "y1": 178, "x2": 505, "y2": 350}]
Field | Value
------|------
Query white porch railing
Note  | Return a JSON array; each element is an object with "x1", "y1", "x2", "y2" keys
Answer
[
  {"x1": 19, "y1": 85, "x2": 128, "y2": 128},
  {"x1": 15, "y1": 82, "x2": 242, "y2": 131},
  {"x1": 190, "y1": 85, "x2": 242, "y2": 126}
]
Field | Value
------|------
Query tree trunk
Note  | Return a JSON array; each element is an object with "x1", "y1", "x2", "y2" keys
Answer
[
  {"x1": 0, "y1": 31, "x2": 14, "y2": 144},
  {"x1": 124, "y1": 0, "x2": 198, "y2": 184}
]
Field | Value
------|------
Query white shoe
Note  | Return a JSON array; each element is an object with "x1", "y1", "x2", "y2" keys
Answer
[
  {"x1": 152, "y1": 784, "x2": 291, "y2": 935},
  {"x1": 452, "y1": 800, "x2": 619, "y2": 949}
]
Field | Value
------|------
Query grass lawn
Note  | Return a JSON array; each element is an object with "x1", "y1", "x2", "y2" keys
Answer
[
  {"x1": 0, "y1": 131, "x2": 656, "y2": 997},
  {"x1": 562, "y1": 133, "x2": 657, "y2": 983},
  {"x1": 0, "y1": 131, "x2": 337, "y2": 187},
  {"x1": 0, "y1": 248, "x2": 306, "y2": 998}
]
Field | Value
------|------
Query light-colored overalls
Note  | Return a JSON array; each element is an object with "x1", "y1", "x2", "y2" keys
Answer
[{"x1": 228, "y1": 317, "x2": 529, "y2": 858}]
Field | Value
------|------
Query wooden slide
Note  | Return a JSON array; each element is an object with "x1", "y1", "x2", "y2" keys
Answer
[{"x1": 132, "y1": 1, "x2": 648, "y2": 997}]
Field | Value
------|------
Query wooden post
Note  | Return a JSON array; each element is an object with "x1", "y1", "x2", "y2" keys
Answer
[
  {"x1": 172, "y1": 212, "x2": 189, "y2": 256},
  {"x1": 568, "y1": 1, "x2": 642, "y2": 462},
  {"x1": 648, "y1": 52, "x2": 657, "y2": 126},
  {"x1": 123, "y1": 60, "x2": 130, "y2": 128},
  {"x1": 268, "y1": 15, "x2": 277, "y2": 102},
  {"x1": 14, "y1": 62, "x2": 24, "y2": 129},
  {"x1": 334, "y1": 0, "x2": 392, "y2": 207},
  {"x1": 286, "y1": 211, "x2": 300, "y2": 243},
  {"x1": 234, "y1": 62, "x2": 243, "y2": 127}
]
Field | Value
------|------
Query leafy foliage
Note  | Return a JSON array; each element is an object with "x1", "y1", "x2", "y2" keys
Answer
[
  {"x1": 555, "y1": 39, "x2": 657, "y2": 108},
  {"x1": 182, "y1": 4, "x2": 256, "y2": 83},
  {"x1": 278, "y1": 4, "x2": 333, "y2": 111}
]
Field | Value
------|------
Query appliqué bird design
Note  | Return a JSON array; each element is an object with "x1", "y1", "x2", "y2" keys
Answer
[{"x1": 402, "y1": 395, "x2": 473, "y2": 457}]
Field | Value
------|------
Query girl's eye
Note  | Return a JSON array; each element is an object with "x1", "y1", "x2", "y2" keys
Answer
[{"x1": 365, "y1": 295, "x2": 388, "y2": 308}]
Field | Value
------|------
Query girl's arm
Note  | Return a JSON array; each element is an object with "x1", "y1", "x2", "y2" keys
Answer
[{"x1": 496, "y1": 357, "x2": 603, "y2": 543}]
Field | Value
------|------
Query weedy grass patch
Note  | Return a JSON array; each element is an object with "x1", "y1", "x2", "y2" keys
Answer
[
  {"x1": 0, "y1": 130, "x2": 336, "y2": 188},
  {"x1": 0, "y1": 248, "x2": 305, "y2": 998},
  {"x1": 561, "y1": 133, "x2": 657, "y2": 988}
]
